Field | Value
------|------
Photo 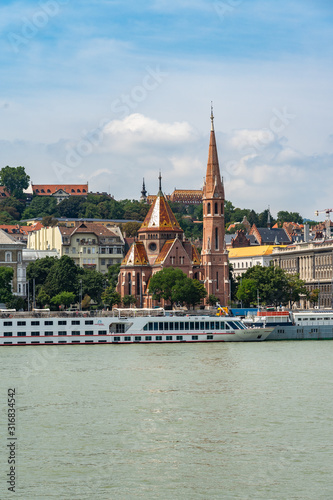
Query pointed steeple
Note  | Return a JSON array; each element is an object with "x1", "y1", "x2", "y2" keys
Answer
[
  {"x1": 140, "y1": 178, "x2": 147, "y2": 203},
  {"x1": 203, "y1": 106, "x2": 223, "y2": 199}
]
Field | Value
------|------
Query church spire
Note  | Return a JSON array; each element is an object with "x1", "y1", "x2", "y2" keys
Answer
[
  {"x1": 210, "y1": 101, "x2": 214, "y2": 131},
  {"x1": 158, "y1": 171, "x2": 162, "y2": 195},
  {"x1": 204, "y1": 106, "x2": 223, "y2": 199}
]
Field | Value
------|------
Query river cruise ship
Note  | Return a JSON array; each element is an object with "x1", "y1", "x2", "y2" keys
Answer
[{"x1": 0, "y1": 308, "x2": 273, "y2": 346}]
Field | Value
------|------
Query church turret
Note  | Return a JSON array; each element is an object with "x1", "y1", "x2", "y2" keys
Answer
[
  {"x1": 201, "y1": 106, "x2": 229, "y2": 305},
  {"x1": 140, "y1": 178, "x2": 147, "y2": 203}
]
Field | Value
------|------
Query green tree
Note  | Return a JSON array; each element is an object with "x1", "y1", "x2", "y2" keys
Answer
[
  {"x1": 285, "y1": 273, "x2": 308, "y2": 307},
  {"x1": 44, "y1": 255, "x2": 79, "y2": 297},
  {"x1": 122, "y1": 294, "x2": 137, "y2": 307},
  {"x1": 121, "y1": 221, "x2": 142, "y2": 237},
  {"x1": 173, "y1": 278, "x2": 207, "y2": 309},
  {"x1": 79, "y1": 268, "x2": 105, "y2": 303},
  {"x1": 207, "y1": 294, "x2": 219, "y2": 306},
  {"x1": 57, "y1": 196, "x2": 86, "y2": 218},
  {"x1": 107, "y1": 264, "x2": 121, "y2": 289},
  {"x1": 309, "y1": 288, "x2": 319, "y2": 307},
  {"x1": 0, "y1": 166, "x2": 30, "y2": 198},
  {"x1": 148, "y1": 267, "x2": 189, "y2": 307},
  {"x1": 36, "y1": 288, "x2": 50, "y2": 307},
  {"x1": 51, "y1": 291, "x2": 76, "y2": 308},
  {"x1": 27, "y1": 256, "x2": 58, "y2": 286},
  {"x1": 101, "y1": 287, "x2": 121, "y2": 308},
  {"x1": 277, "y1": 211, "x2": 303, "y2": 225},
  {"x1": 236, "y1": 278, "x2": 258, "y2": 307},
  {"x1": 0, "y1": 267, "x2": 14, "y2": 303},
  {"x1": 22, "y1": 196, "x2": 59, "y2": 220}
]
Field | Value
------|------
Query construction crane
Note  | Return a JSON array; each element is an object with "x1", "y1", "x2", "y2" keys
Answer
[{"x1": 315, "y1": 208, "x2": 333, "y2": 239}]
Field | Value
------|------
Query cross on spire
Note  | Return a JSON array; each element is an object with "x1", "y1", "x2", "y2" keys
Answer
[{"x1": 210, "y1": 101, "x2": 214, "y2": 131}]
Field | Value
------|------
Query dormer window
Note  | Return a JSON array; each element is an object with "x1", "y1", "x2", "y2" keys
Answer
[
  {"x1": 41, "y1": 189, "x2": 45, "y2": 193},
  {"x1": 47, "y1": 189, "x2": 51, "y2": 193}
]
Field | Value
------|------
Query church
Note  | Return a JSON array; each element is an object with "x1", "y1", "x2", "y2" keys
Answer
[{"x1": 117, "y1": 109, "x2": 230, "y2": 307}]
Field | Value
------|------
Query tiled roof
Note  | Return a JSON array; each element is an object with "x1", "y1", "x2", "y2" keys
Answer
[
  {"x1": 32, "y1": 184, "x2": 88, "y2": 196},
  {"x1": 191, "y1": 244, "x2": 201, "y2": 265},
  {"x1": 122, "y1": 241, "x2": 149, "y2": 266},
  {"x1": 0, "y1": 229, "x2": 25, "y2": 246},
  {"x1": 154, "y1": 240, "x2": 174, "y2": 265},
  {"x1": 228, "y1": 245, "x2": 286, "y2": 258},
  {"x1": 139, "y1": 193, "x2": 183, "y2": 233},
  {"x1": 59, "y1": 222, "x2": 121, "y2": 238}
]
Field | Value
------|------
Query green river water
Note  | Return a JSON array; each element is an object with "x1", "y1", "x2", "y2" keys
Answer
[{"x1": 0, "y1": 341, "x2": 333, "y2": 499}]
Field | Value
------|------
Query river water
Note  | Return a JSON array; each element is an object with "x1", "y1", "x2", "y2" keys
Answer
[{"x1": 1, "y1": 341, "x2": 333, "y2": 499}]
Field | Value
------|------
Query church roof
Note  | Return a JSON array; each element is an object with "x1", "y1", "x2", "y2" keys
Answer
[
  {"x1": 122, "y1": 241, "x2": 149, "y2": 266},
  {"x1": 191, "y1": 244, "x2": 201, "y2": 265},
  {"x1": 138, "y1": 192, "x2": 182, "y2": 233},
  {"x1": 203, "y1": 110, "x2": 224, "y2": 199},
  {"x1": 154, "y1": 240, "x2": 174, "y2": 265}
]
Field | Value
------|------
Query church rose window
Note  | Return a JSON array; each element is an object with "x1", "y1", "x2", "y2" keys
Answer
[{"x1": 149, "y1": 243, "x2": 157, "y2": 251}]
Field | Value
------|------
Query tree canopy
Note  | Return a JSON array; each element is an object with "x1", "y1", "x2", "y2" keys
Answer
[
  {"x1": 0, "y1": 166, "x2": 30, "y2": 199},
  {"x1": 0, "y1": 267, "x2": 14, "y2": 303}
]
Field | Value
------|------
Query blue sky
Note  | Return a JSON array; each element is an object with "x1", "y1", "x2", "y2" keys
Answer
[{"x1": 0, "y1": 0, "x2": 332, "y2": 219}]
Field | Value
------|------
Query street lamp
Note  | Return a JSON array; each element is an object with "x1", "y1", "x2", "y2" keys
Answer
[{"x1": 79, "y1": 279, "x2": 82, "y2": 311}]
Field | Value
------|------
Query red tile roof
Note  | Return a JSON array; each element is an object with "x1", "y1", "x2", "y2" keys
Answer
[{"x1": 32, "y1": 184, "x2": 88, "y2": 196}]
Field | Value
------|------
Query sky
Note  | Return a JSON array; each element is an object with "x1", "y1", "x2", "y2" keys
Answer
[{"x1": 0, "y1": 0, "x2": 332, "y2": 220}]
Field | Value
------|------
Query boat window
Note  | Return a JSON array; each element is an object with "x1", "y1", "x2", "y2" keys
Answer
[
  {"x1": 302, "y1": 318, "x2": 307, "y2": 321},
  {"x1": 4, "y1": 341, "x2": 12, "y2": 344},
  {"x1": 184, "y1": 323, "x2": 189, "y2": 330},
  {"x1": 134, "y1": 336, "x2": 141, "y2": 342},
  {"x1": 192, "y1": 335, "x2": 198, "y2": 340},
  {"x1": 156, "y1": 336, "x2": 162, "y2": 340},
  {"x1": 31, "y1": 321, "x2": 40, "y2": 326},
  {"x1": 154, "y1": 322, "x2": 158, "y2": 331},
  {"x1": 113, "y1": 337, "x2": 120, "y2": 342},
  {"x1": 174, "y1": 322, "x2": 179, "y2": 330},
  {"x1": 98, "y1": 330, "x2": 107, "y2": 335},
  {"x1": 143, "y1": 324, "x2": 148, "y2": 330},
  {"x1": 4, "y1": 333, "x2": 12, "y2": 337},
  {"x1": 45, "y1": 341, "x2": 53, "y2": 344},
  {"x1": 164, "y1": 322, "x2": 169, "y2": 331},
  {"x1": 58, "y1": 320, "x2": 67, "y2": 325},
  {"x1": 190, "y1": 322, "x2": 194, "y2": 330},
  {"x1": 18, "y1": 332, "x2": 26, "y2": 336},
  {"x1": 85, "y1": 320, "x2": 93, "y2": 325},
  {"x1": 59, "y1": 331, "x2": 67, "y2": 336},
  {"x1": 18, "y1": 321, "x2": 26, "y2": 326},
  {"x1": 45, "y1": 332, "x2": 53, "y2": 336},
  {"x1": 220, "y1": 322, "x2": 225, "y2": 329},
  {"x1": 179, "y1": 322, "x2": 184, "y2": 331},
  {"x1": 207, "y1": 335, "x2": 213, "y2": 340},
  {"x1": 145, "y1": 336, "x2": 152, "y2": 341},
  {"x1": 166, "y1": 335, "x2": 172, "y2": 340},
  {"x1": 4, "y1": 321, "x2": 12, "y2": 326},
  {"x1": 205, "y1": 321, "x2": 210, "y2": 330},
  {"x1": 85, "y1": 331, "x2": 94, "y2": 335},
  {"x1": 176, "y1": 335, "x2": 183, "y2": 340},
  {"x1": 159, "y1": 322, "x2": 164, "y2": 331},
  {"x1": 228, "y1": 321, "x2": 239, "y2": 329},
  {"x1": 59, "y1": 340, "x2": 67, "y2": 344},
  {"x1": 148, "y1": 322, "x2": 153, "y2": 331},
  {"x1": 32, "y1": 341, "x2": 40, "y2": 344},
  {"x1": 71, "y1": 331, "x2": 80, "y2": 335},
  {"x1": 210, "y1": 322, "x2": 215, "y2": 330},
  {"x1": 200, "y1": 322, "x2": 204, "y2": 330},
  {"x1": 310, "y1": 318, "x2": 315, "y2": 321},
  {"x1": 124, "y1": 336, "x2": 131, "y2": 341},
  {"x1": 98, "y1": 340, "x2": 107, "y2": 343},
  {"x1": 215, "y1": 322, "x2": 220, "y2": 330},
  {"x1": 169, "y1": 322, "x2": 174, "y2": 331},
  {"x1": 195, "y1": 322, "x2": 200, "y2": 330},
  {"x1": 71, "y1": 320, "x2": 80, "y2": 325},
  {"x1": 31, "y1": 332, "x2": 40, "y2": 336},
  {"x1": 72, "y1": 340, "x2": 80, "y2": 343},
  {"x1": 45, "y1": 321, "x2": 53, "y2": 325}
]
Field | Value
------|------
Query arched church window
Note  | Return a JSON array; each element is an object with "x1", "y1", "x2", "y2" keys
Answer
[
  {"x1": 136, "y1": 273, "x2": 140, "y2": 295},
  {"x1": 128, "y1": 273, "x2": 132, "y2": 295},
  {"x1": 214, "y1": 202, "x2": 218, "y2": 215},
  {"x1": 207, "y1": 203, "x2": 211, "y2": 215},
  {"x1": 215, "y1": 228, "x2": 219, "y2": 250}
]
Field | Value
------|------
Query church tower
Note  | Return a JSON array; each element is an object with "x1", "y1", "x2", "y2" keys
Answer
[{"x1": 201, "y1": 106, "x2": 230, "y2": 305}]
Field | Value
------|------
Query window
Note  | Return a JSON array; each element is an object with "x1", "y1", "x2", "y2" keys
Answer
[
  {"x1": 31, "y1": 332, "x2": 40, "y2": 336},
  {"x1": 5, "y1": 251, "x2": 12, "y2": 262},
  {"x1": 195, "y1": 322, "x2": 200, "y2": 330},
  {"x1": 166, "y1": 335, "x2": 173, "y2": 340},
  {"x1": 207, "y1": 202, "x2": 211, "y2": 214},
  {"x1": 176, "y1": 335, "x2": 183, "y2": 341},
  {"x1": 45, "y1": 320, "x2": 53, "y2": 325},
  {"x1": 18, "y1": 321, "x2": 26, "y2": 326},
  {"x1": 45, "y1": 332, "x2": 53, "y2": 336},
  {"x1": 18, "y1": 332, "x2": 26, "y2": 336},
  {"x1": 85, "y1": 331, "x2": 94, "y2": 335},
  {"x1": 98, "y1": 340, "x2": 107, "y2": 343},
  {"x1": 134, "y1": 336, "x2": 141, "y2": 342},
  {"x1": 72, "y1": 340, "x2": 80, "y2": 343},
  {"x1": 145, "y1": 336, "x2": 152, "y2": 341},
  {"x1": 31, "y1": 321, "x2": 40, "y2": 326},
  {"x1": 58, "y1": 320, "x2": 67, "y2": 325},
  {"x1": 192, "y1": 335, "x2": 198, "y2": 340},
  {"x1": 215, "y1": 227, "x2": 219, "y2": 250},
  {"x1": 156, "y1": 336, "x2": 162, "y2": 340},
  {"x1": 98, "y1": 330, "x2": 107, "y2": 335},
  {"x1": 71, "y1": 320, "x2": 80, "y2": 325},
  {"x1": 4, "y1": 321, "x2": 12, "y2": 326},
  {"x1": 113, "y1": 337, "x2": 121, "y2": 342},
  {"x1": 85, "y1": 320, "x2": 93, "y2": 325},
  {"x1": 58, "y1": 331, "x2": 67, "y2": 336},
  {"x1": 31, "y1": 341, "x2": 40, "y2": 344},
  {"x1": 207, "y1": 335, "x2": 214, "y2": 340},
  {"x1": 71, "y1": 331, "x2": 80, "y2": 335},
  {"x1": 4, "y1": 333, "x2": 12, "y2": 337},
  {"x1": 59, "y1": 340, "x2": 67, "y2": 344},
  {"x1": 124, "y1": 336, "x2": 131, "y2": 341},
  {"x1": 214, "y1": 202, "x2": 218, "y2": 215}
]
